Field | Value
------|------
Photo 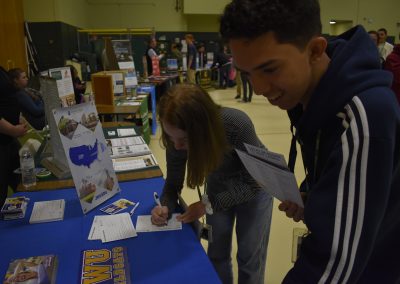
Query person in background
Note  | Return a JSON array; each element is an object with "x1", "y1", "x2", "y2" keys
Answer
[
  {"x1": 384, "y1": 36, "x2": 400, "y2": 105},
  {"x1": 0, "y1": 66, "x2": 27, "y2": 207},
  {"x1": 235, "y1": 68, "x2": 242, "y2": 99},
  {"x1": 8, "y1": 68, "x2": 45, "y2": 130},
  {"x1": 151, "y1": 84, "x2": 273, "y2": 284},
  {"x1": 221, "y1": 0, "x2": 400, "y2": 283},
  {"x1": 68, "y1": 65, "x2": 86, "y2": 104},
  {"x1": 211, "y1": 44, "x2": 231, "y2": 89},
  {"x1": 240, "y1": 72, "x2": 253, "y2": 103},
  {"x1": 196, "y1": 43, "x2": 208, "y2": 84},
  {"x1": 171, "y1": 42, "x2": 183, "y2": 68},
  {"x1": 378, "y1": 28, "x2": 394, "y2": 63},
  {"x1": 367, "y1": 30, "x2": 379, "y2": 46},
  {"x1": 145, "y1": 36, "x2": 164, "y2": 76},
  {"x1": 185, "y1": 34, "x2": 197, "y2": 84},
  {"x1": 197, "y1": 43, "x2": 207, "y2": 69}
]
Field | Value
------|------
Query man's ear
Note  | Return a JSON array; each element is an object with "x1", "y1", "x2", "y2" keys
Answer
[{"x1": 308, "y1": 37, "x2": 328, "y2": 64}]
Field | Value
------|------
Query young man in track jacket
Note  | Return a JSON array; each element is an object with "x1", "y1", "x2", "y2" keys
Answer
[{"x1": 220, "y1": 0, "x2": 400, "y2": 283}]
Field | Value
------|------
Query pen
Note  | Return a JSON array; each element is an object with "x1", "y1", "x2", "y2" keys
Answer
[
  {"x1": 154, "y1": 192, "x2": 167, "y2": 225},
  {"x1": 129, "y1": 202, "x2": 140, "y2": 216},
  {"x1": 153, "y1": 192, "x2": 162, "y2": 208}
]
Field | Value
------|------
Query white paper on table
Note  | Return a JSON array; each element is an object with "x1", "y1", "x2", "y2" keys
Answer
[
  {"x1": 109, "y1": 136, "x2": 145, "y2": 147},
  {"x1": 29, "y1": 199, "x2": 65, "y2": 224},
  {"x1": 118, "y1": 101, "x2": 141, "y2": 106},
  {"x1": 117, "y1": 128, "x2": 136, "y2": 137},
  {"x1": 112, "y1": 154, "x2": 157, "y2": 172},
  {"x1": 136, "y1": 213, "x2": 182, "y2": 232},
  {"x1": 110, "y1": 144, "x2": 151, "y2": 159},
  {"x1": 236, "y1": 149, "x2": 303, "y2": 207},
  {"x1": 88, "y1": 213, "x2": 137, "y2": 242}
]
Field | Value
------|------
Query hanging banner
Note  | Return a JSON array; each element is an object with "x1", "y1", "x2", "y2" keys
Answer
[{"x1": 52, "y1": 102, "x2": 120, "y2": 214}]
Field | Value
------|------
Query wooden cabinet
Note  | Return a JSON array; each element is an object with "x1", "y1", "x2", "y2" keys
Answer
[{"x1": 0, "y1": 0, "x2": 27, "y2": 71}]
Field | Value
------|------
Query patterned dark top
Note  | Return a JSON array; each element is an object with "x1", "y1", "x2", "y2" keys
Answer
[{"x1": 161, "y1": 107, "x2": 266, "y2": 213}]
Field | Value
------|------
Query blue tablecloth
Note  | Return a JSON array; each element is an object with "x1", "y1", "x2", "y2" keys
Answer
[{"x1": 0, "y1": 177, "x2": 221, "y2": 284}]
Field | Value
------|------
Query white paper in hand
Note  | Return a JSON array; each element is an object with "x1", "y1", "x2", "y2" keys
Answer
[{"x1": 236, "y1": 149, "x2": 303, "y2": 207}]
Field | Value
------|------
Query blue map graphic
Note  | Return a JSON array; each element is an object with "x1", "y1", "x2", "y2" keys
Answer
[{"x1": 69, "y1": 139, "x2": 98, "y2": 168}]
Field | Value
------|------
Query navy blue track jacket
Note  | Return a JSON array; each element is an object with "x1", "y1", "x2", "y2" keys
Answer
[{"x1": 284, "y1": 26, "x2": 400, "y2": 283}]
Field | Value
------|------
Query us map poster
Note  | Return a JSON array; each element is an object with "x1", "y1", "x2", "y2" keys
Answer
[{"x1": 52, "y1": 102, "x2": 120, "y2": 214}]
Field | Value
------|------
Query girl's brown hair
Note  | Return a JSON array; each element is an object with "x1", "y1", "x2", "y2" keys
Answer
[{"x1": 158, "y1": 84, "x2": 228, "y2": 188}]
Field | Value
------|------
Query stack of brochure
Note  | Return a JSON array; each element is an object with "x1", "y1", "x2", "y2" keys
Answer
[
  {"x1": 29, "y1": 199, "x2": 65, "y2": 224},
  {"x1": 0, "y1": 196, "x2": 29, "y2": 220},
  {"x1": 105, "y1": 131, "x2": 158, "y2": 172}
]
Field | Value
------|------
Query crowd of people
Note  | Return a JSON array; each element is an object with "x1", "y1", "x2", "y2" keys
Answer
[{"x1": 144, "y1": 33, "x2": 257, "y2": 102}]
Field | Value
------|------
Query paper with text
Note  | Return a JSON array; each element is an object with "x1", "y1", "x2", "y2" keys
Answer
[
  {"x1": 136, "y1": 213, "x2": 182, "y2": 232},
  {"x1": 29, "y1": 199, "x2": 65, "y2": 223},
  {"x1": 236, "y1": 149, "x2": 303, "y2": 207},
  {"x1": 88, "y1": 213, "x2": 137, "y2": 243},
  {"x1": 107, "y1": 136, "x2": 145, "y2": 147},
  {"x1": 112, "y1": 154, "x2": 158, "y2": 172},
  {"x1": 244, "y1": 143, "x2": 287, "y2": 169},
  {"x1": 117, "y1": 128, "x2": 136, "y2": 137}
]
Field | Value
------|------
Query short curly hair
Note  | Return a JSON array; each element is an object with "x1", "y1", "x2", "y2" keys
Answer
[{"x1": 220, "y1": 0, "x2": 322, "y2": 49}]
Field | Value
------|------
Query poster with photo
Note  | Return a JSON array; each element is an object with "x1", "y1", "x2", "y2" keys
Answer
[
  {"x1": 111, "y1": 40, "x2": 138, "y2": 86},
  {"x1": 49, "y1": 67, "x2": 75, "y2": 107},
  {"x1": 52, "y1": 102, "x2": 120, "y2": 214}
]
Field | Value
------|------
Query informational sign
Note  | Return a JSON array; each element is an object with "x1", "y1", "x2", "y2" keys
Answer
[
  {"x1": 49, "y1": 67, "x2": 75, "y2": 107},
  {"x1": 52, "y1": 102, "x2": 120, "y2": 214},
  {"x1": 111, "y1": 40, "x2": 138, "y2": 87},
  {"x1": 111, "y1": 72, "x2": 124, "y2": 96}
]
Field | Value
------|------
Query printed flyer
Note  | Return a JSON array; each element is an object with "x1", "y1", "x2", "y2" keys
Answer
[
  {"x1": 49, "y1": 67, "x2": 75, "y2": 107},
  {"x1": 52, "y1": 102, "x2": 120, "y2": 214}
]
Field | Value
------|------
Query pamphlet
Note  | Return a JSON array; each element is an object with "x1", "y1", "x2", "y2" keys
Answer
[
  {"x1": 112, "y1": 154, "x2": 158, "y2": 172},
  {"x1": 80, "y1": 246, "x2": 131, "y2": 284},
  {"x1": 29, "y1": 199, "x2": 65, "y2": 224},
  {"x1": 48, "y1": 66, "x2": 75, "y2": 107},
  {"x1": 88, "y1": 213, "x2": 137, "y2": 243},
  {"x1": 236, "y1": 144, "x2": 304, "y2": 207},
  {"x1": 3, "y1": 255, "x2": 58, "y2": 284},
  {"x1": 110, "y1": 144, "x2": 151, "y2": 158},
  {"x1": 100, "y1": 199, "x2": 135, "y2": 215},
  {"x1": 1, "y1": 196, "x2": 29, "y2": 220},
  {"x1": 106, "y1": 136, "x2": 145, "y2": 147}
]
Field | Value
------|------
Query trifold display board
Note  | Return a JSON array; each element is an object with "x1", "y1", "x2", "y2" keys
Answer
[
  {"x1": 52, "y1": 102, "x2": 120, "y2": 214},
  {"x1": 40, "y1": 77, "x2": 71, "y2": 179}
]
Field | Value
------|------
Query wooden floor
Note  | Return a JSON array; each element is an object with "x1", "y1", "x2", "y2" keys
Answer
[{"x1": 148, "y1": 86, "x2": 307, "y2": 284}]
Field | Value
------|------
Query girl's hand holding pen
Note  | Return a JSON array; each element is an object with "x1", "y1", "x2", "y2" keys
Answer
[
  {"x1": 151, "y1": 205, "x2": 169, "y2": 226},
  {"x1": 151, "y1": 192, "x2": 168, "y2": 226}
]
